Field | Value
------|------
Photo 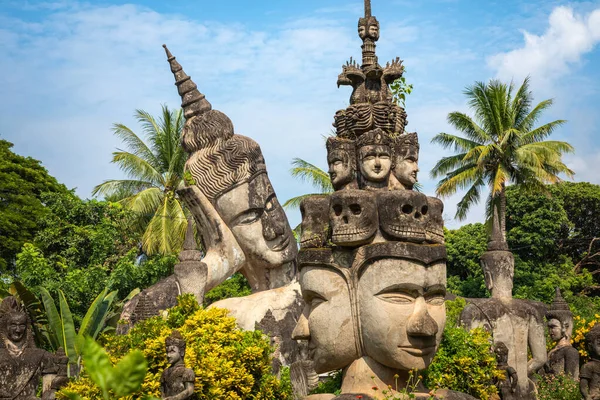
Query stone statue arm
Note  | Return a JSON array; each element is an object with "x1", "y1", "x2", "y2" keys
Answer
[
  {"x1": 565, "y1": 347, "x2": 580, "y2": 380},
  {"x1": 527, "y1": 315, "x2": 547, "y2": 376},
  {"x1": 581, "y1": 376, "x2": 591, "y2": 400},
  {"x1": 163, "y1": 381, "x2": 195, "y2": 400},
  {"x1": 178, "y1": 186, "x2": 246, "y2": 292},
  {"x1": 507, "y1": 366, "x2": 518, "y2": 393}
]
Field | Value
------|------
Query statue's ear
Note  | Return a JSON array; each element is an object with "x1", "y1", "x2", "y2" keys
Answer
[{"x1": 483, "y1": 268, "x2": 493, "y2": 292}]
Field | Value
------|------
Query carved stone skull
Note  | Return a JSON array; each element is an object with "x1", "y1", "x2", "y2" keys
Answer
[
  {"x1": 329, "y1": 190, "x2": 377, "y2": 246},
  {"x1": 300, "y1": 195, "x2": 331, "y2": 248},
  {"x1": 425, "y1": 196, "x2": 445, "y2": 244},
  {"x1": 377, "y1": 191, "x2": 428, "y2": 242}
]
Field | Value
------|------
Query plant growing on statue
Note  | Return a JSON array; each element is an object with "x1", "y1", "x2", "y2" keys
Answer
[{"x1": 390, "y1": 76, "x2": 413, "y2": 108}]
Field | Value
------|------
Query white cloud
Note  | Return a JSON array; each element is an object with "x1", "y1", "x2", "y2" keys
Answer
[{"x1": 488, "y1": 6, "x2": 600, "y2": 85}]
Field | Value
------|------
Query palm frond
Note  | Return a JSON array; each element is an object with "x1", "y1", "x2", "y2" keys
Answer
[
  {"x1": 430, "y1": 153, "x2": 469, "y2": 179},
  {"x1": 92, "y1": 179, "x2": 155, "y2": 200},
  {"x1": 289, "y1": 158, "x2": 333, "y2": 193},
  {"x1": 431, "y1": 133, "x2": 481, "y2": 153},
  {"x1": 455, "y1": 177, "x2": 485, "y2": 220},
  {"x1": 142, "y1": 195, "x2": 188, "y2": 255},
  {"x1": 111, "y1": 151, "x2": 164, "y2": 187},
  {"x1": 446, "y1": 112, "x2": 489, "y2": 143},
  {"x1": 283, "y1": 193, "x2": 324, "y2": 210}
]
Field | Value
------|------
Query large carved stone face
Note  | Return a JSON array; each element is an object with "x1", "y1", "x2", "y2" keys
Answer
[
  {"x1": 216, "y1": 173, "x2": 297, "y2": 267},
  {"x1": 330, "y1": 190, "x2": 377, "y2": 246},
  {"x1": 358, "y1": 258, "x2": 446, "y2": 371},
  {"x1": 378, "y1": 191, "x2": 428, "y2": 242},
  {"x1": 293, "y1": 266, "x2": 358, "y2": 373},
  {"x1": 328, "y1": 150, "x2": 354, "y2": 190},
  {"x1": 7, "y1": 313, "x2": 27, "y2": 343},
  {"x1": 358, "y1": 145, "x2": 391, "y2": 183},
  {"x1": 394, "y1": 155, "x2": 419, "y2": 189}
]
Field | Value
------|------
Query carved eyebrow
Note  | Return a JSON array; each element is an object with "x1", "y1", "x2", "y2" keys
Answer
[{"x1": 376, "y1": 283, "x2": 423, "y2": 297}]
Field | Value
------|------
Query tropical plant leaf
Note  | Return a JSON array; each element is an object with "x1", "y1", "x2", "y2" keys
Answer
[
  {"x1": 110, "y1": 350, "x2": 148, "y2": 397},
  {"x1": 82, "y1": 337, "x2": 114, "y2": 399},
  {"x1": 77, "y1": 288, "x2": 108, "y2": 353},
  {"x1": 91, "y1": 290, "x2": 118, "y2": 340},
  {"x1": 59, "y1": 290, "x2": 78, "y2": 365},
  {"x1": 38, "y1": 287, "x2": 62, "y2": 350}
]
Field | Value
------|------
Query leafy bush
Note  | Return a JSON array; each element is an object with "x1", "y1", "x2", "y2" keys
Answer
[
  {"x1": 536, "y1": 373, "x2": 581, "y2": 400},
  {"x1": 310, "y1": 370, "x2": 343, "y2": 395},
  {"x1": 572, "y1": 315, "x2": 600, "y2": 361},
  {"x1": 58, "y1": 294, "x2": 292, "y2": 399},
  {"x1": 424, "y1": 299, "x2": 503, "y2": 400},
  {"x1": 203, "y1": 272, "x2": 252, "y2": 307}
]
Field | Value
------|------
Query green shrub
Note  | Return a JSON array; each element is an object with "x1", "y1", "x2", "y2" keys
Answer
[
  {"x1": 59, "y1": 294, "x2": 292, "y2": 399},
  {"x1": 310, "y1": 370, "x2": 343, "y2": 395},
  {"x1": 536, "y1": 373, "x2": 581, "y2": 400},
  {"x1": 424, "y1": 299, "x2": 503, "y2": 400}
]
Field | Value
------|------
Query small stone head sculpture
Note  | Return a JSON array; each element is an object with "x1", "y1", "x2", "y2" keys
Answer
[
  {"x1": 586, "y1": 323, "x2": 600, "y2": 360},
  {"x1": 494, "y1": 342, "x2": 509, "y2": 366},
  {"x1": 358, "y1": 16, "x2": 380, "y2": 42},
  {"x1": 377, "y1": 190, "x2": 428, "y2": 243},
  {"x1": 326, "y1": 137, "x2": 357, "y2": 191},
  {"x1": 356, "y1": 129, "x2": 392, "y2": 187},
  {"x1": 165, "y1": 330, "x2": 186, "y2": 365},
  {"x1": 164, "y1": 45, "x2": 297, "y2": 270},
  {"x1": 0, "y1": 297, "x2": 32, "y2": 347},
  {"x1": 546, "y1": 288, "x2": 573, "y2": 342},
  {"x1": 392, "y1": 133, "x2": 419, "y2": 190},
  {"x1": 329, "y1": 190, "x2": 378, "y2": 246},
  {"x1": 300, "y1": 195, "x2": 331, "y2": 248}
]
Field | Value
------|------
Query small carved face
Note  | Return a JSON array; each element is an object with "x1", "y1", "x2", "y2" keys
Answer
[
  {"x1": 166, "y1": 345, "x2": 182, "y2": 365},
  {"x1": 327, "y1": 150, "x2": 354, "y2": 190},
  {"x1": 293, "y1": 266, "x2": 358, "y2": 373},
  {"x1": 358, "y1": 145, "x2": 392, "y2": 183},
  {"x1": 300, "y1": 195, "x2": 331, "y2": 248},
  {"x1": 367, "y1": 22, "x2": 380, "y2": 40},
  {"x1": 7, "y1": 314, "x2": 27, "y2": 343},
  {"x1": 358, "y1": 258, "x2": 446, "y2": 370},
  {"x1": 548, "y1": 319, "x2": 564, "y2": 342},
  {"x1": 394, "y1": 155, "x2": 419, "y2": 189},
  {"x1": 378, "y1": 191, "x2": 428, "y2": 242},
  {"x1": 216, "y1": 173, "x2": 297, "y2": 268},
  {"x1": 330, "y1": 190, "x2": 377, "y2": 246},
  {"x1": 358, "y1": 18, "x2": 380, "y2": 41}
]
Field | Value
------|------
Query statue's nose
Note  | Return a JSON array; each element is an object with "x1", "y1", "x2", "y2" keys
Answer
[{"x1": 406, "y1": 297, "x2": 438, "y2": 337}]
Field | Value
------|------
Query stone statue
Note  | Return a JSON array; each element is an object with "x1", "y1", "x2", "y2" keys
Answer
[
  {"x1": 326, "y1": 137, "x2": 358, "y2": 191},
  {"x1": 543, "y1": 287, "x2": 579, "y2": 379},
  {"x1": 492, "y1": 342, "x2": 519, "y2": 400},
  {"x1": 42, "y1": 348, "x2": 69, "y2": 400},
  {"x1": 460, "y1": 208, "x2": 547, "y2": 399},
  {"x1": 390, "y1": 132, "x2": 419, "y2": 190},
  {"x1": 355, "y1": 128, "x2": 392, "y2": 190},
  {"x1": 160, "y1": 330, "x2": 195, "y2": 400},
  {"x1": 581, "y1": 323, "x2": 600, "y2": 400},
  {"x1": 0, "y1": 296, "x2": 56, "y2": 400}
]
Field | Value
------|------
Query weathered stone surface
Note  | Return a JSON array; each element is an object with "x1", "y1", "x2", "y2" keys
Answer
[
  {"x1": 300, "y1": 195, "x2": 331, "y2": 249},
  {"x1": 0, "y1": 296, "x2": 55, "y2": 400},
  {"x1": 390, "y1": 132, "x2": 419, "y2": 191},
  {"x1": 581, "y1": 323, "x2": 600, "y2": 399},
  {"x1": 330, "y1": 190, "x2": 378, "y2": 247},
  {"x1": 543, "y1": 287, "x2": 579, "y2": 379},
  {"x1": 326, "y1": 137, "x2": 358, "y2": 191},
  {"x1": 356, "y1": 128, "x2": 392, "y2": 190},
  {"x1": 160, "y1": 330, "x2": 195, "y2": 400},
  {"x1": 377, "y1": 190, "x2": 428, "y2": 242}
]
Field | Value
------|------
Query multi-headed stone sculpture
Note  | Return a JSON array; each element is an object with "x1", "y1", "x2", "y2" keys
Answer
[{"x1": 291, "y1": 2, "x2": 475, "y2": 399}]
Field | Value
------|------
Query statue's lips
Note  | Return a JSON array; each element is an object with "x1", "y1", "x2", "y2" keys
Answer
[
  {"x1": 398, "y1": 346, "x2": 435, "y2": 356},
  {"x1": 270, "y1": 235, "x2": 291, "y2": 252}
]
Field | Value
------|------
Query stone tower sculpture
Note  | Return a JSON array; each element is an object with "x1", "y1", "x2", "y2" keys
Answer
[
  {"x1": 291, "y1": 2, "x2": 473, "y2": 399},
  {"x1": 543, "y1": 287, "x2": 579, "y2": 379},
  {"x1": 460, "y1": 207, "x2": 547, "y2": 399}
]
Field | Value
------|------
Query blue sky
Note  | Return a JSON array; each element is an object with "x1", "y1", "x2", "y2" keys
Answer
[{"x1": 1, "y1": 0, "x2": 599, "y2": 229}]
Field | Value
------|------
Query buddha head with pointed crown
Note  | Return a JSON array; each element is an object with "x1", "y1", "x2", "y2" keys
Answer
[{"x1": 163, "y1": 45, "x2": 296, "y2": 272}]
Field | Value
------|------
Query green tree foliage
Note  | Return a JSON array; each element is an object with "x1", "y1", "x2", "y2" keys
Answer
[
  {"x1": 446, "y1": 182, "x2": 600, "y2": 317},
  {"x1": 535, "y1": 373, "x2": 581, "y2": 400},
  {"x1": 283, "y1": 158, "x2": 332, "y2": 211},
  {"x1": 203, "y1": 272, "x2": 252, "y2": 307},
  {"x1": 430, "y1": 77, "x2": 574, "y2": 234},
  {"x1": 92, "y1": 106, "x2": 189, "y2": 256},
  {"x1": 59, "y1": 294, "x2": 293, "y2": 399},
  {"x1": 0, "y1": 140, "x2": 67, "y2": 272},
  {"x1": 12, "y1": 191, "x2": 175, "y2": 323}
]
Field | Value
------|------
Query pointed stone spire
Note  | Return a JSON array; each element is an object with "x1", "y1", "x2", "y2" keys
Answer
[
  {"x1": 364, "y1": 0, "x2": 371, "y2": 17},
  {"x1": 547, "y1": 287, "x2": 573, "y2": 322},
  {"x1": 488, "y1": 205, "x2": 508, "y2": 251},
  {"x1": 183, "y1": 218, "x2": 196, "y2": 251},
  {"x1": 162, "y1": 44, "x2": 212, "y2": 120}
]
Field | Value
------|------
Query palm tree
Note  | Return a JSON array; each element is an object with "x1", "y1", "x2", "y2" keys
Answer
[
  {"x1": 430, "y1": 77, "x2": 574, "y2": 236},
  {"x1": 93, "y1": 105, "x2": 188, "y2": 255},
  {"x1": 283, "y1": 158, "x2": 333, "y2": 210}
]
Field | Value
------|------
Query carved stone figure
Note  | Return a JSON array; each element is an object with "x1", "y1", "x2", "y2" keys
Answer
[
  {"x1": 0, "y1": 296, "x2": 56, "y2": 400},
  {"x1": 581, "y1": 323, "x2": 600, "y2": 400},
  {"x1": 390, "y1": 132, "x2": 419, "y2": 190},
  {"x1": 42, "y1": 348, "x2": 69, "y2": 400},
  {"x1": 543, "y1": 287, "x2": 579, "y2": 379},
  {"x1": 460, "y1": 208, "x2": 547, "y2": 399},
  {"x1": 300, "y1": 195, "x2": 331, "y2": 249},
  {"x1": 326, "y1": 137, "x2": 358, "y2": 191},
  {"x1": 160, "y1": 330, "x2": 195, "y2": 400},
  {"x1": 377, "y1": 190, "x2": 428, "y2": 243},
  {"x1": 329, "y1": 190, "x2": 378, "y2": 246},
  {"x1": 492, "y1": 342, "x2": 519, "y2": 400},
  {"x1": 355, "y1": 128, "x2": 392, "y2": 190}
]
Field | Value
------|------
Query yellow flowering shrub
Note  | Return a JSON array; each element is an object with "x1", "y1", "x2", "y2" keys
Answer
[
  {"x1": 58, "y1": 294, "x2": 292, "y2": 399},
  {"x1": 572, "y1": 314, "x2": 600, "y2": 361}
]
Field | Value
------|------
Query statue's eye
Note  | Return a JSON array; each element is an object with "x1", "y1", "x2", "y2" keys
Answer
[
  {"x1": 236, "y1": 209, "x2": 262, "y2": 225},
  {"x1": 376, "y1": 293, "x2": 414, "y2": 304},
  {"x1": 426, "y1": 295, "x2": 445, "y2": 306}
]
